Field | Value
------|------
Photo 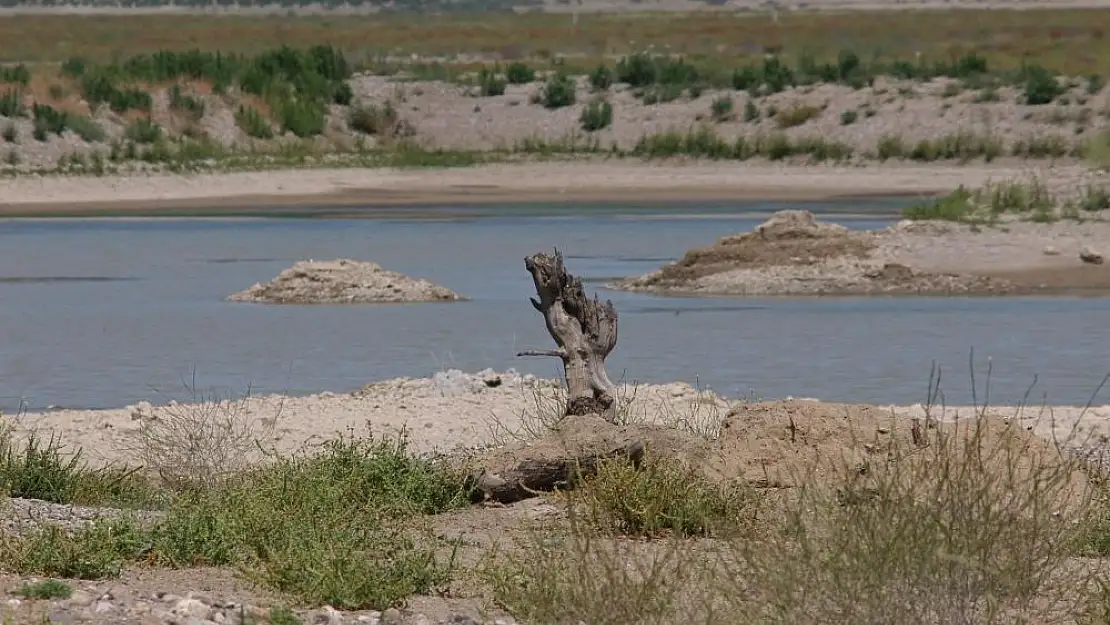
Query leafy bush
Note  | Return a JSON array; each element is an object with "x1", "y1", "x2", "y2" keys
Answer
[
  {"x1": 235, "y1": 105, "x2": 273, "y2": 139},
  {"x1": 0, "y1": 89, "x2": 23, "y2": 117},
  {"x1": 0, "y1": 420, "x2": 156, "y2": 508},
  {"x1": 505, "y1": 61, "x2": 534, "y2": 85},
  {"x1": 579, "y1": 99, "x2": 613, "y2": 132},
  {"x1": 169, "y1": 84, "x2": 205, "y2": 120},
  {"x1": 348, "y1": 102, "x2": 398, "y2": 136},
  {"x1": 572, "y1": 456, "x2": 760, "y2": 538},
  {"x1": 60, "y1": 57, "x2": 87, "y2": 78},
  {"x1": 477, "y1": 67, "x2": 506, "y2": 97},
  {"x1": 147, "y1": 431, "x2": 470, "y2": 609},
  {"x1": 840, "y1": 109, "x2": 858, "y2": 125},
  {"x1": 540, "y1": 72, "x2": 576, "y2": 109},
  {"x1": 588, "y1": 65, "x2": 613, "y2": 91},
  {"x1": 710, "y1": 95, "x2": 734, "y2": 122},
  {"x1": 1022, "y1": 64, "x2": 1064, "y2": 105},
  {"x1": 80, "y1": 72, "x2": 153, "y2": 113},
  {"x1": 30, "y1": 104, "x2": 104, "y2": 143},
  {"x1": 0, "y1": 64, "x2": 30, "y2": 86},
  {"x1": 124, "y1": 119, "x2": 163, "y2": 144},
  {"x1": 275, "y1": 99, "x2": 325, "y2": 138}
]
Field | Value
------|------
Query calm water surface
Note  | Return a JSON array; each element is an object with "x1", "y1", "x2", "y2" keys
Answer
[{"x1": 3, "y1": 198, "x2": 1110, "y2": 412}]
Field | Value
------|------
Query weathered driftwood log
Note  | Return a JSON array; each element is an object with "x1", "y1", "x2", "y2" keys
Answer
[
  {"x1": 520, "y1": 249, "x2": 620, "y2": 423},
  {"x1": 468, "y1": 431, "x2": 645, "y2": 504}
]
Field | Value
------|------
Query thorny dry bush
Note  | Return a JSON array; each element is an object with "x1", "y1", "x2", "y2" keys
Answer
[
  {"x1": 485, "y1": 375, "x2": 735, "y2": 446},
  {"x1": 119, "y1": 380, "x2": 284, "y2": 491},
  {"x1": 485, "y1": 359, "x2": 1110, "y2": 625}
]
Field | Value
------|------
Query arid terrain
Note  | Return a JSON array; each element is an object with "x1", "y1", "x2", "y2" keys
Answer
[{"x1": 5, "y1": 7, "x2": 1110, "y2": 625}]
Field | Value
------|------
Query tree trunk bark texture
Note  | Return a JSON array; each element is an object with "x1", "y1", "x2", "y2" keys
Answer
[{"x1": 522, "y1": 249, "x2": 620, "y2": 423}]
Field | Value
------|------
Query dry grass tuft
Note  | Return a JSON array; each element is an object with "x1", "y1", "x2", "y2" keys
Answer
[{"x1": 120, "y1": 379, "x2": 283, "y2": 490}]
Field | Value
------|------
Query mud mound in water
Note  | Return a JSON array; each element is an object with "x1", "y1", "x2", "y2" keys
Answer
[{"x1": 228, "y1": 259, "x2": 466, "y2": 304}]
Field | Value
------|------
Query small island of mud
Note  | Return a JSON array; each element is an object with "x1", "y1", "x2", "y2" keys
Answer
[
  {"x1": 611, "y1": 210, "x2": 1110, "y2": 298},
  {"x1": 228, "y1": 259, "x2": 466, "y2": 304}
]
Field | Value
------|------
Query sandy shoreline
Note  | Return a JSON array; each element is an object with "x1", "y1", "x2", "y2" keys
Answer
[
  {"x1": 7, "y1": 369, "x2": 1109, "y2": 472},
  {"x1": 0, "y1": 161, "x2": 1067, "y2": 216}
]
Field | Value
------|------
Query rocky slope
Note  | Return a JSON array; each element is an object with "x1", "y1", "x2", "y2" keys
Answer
[{"x1": 2, "y1": 68, "x2": 1109, "y2": 172}]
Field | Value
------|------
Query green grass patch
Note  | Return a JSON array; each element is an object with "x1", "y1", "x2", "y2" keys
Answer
[{"x1": 13, "y1": 579, "x2": 72, "y2": 600}]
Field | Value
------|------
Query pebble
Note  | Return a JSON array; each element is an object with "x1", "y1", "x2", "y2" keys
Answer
[{"x1": 0, "y1": 584, "x2": 521, "y2": 625}]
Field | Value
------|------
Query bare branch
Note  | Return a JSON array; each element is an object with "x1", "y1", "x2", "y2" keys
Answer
[{"x1": 517, "y1": 349, "x2": 568, "y2": 358}]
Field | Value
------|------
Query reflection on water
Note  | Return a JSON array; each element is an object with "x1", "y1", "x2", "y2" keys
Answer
[{"x1": 2, "y1": 197, "x2": 1110, "y2": 411}]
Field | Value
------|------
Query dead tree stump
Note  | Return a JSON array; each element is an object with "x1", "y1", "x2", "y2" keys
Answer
[{"x1": 520, "y1": 249, "x2": 620, "y2": 423}]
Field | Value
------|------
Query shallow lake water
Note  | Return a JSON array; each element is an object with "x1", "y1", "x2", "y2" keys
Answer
[{"x1": 3, "y1": 197, "x2": 1110, "y2": 412}]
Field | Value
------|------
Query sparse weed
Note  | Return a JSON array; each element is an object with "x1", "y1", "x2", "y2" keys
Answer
[
  {"x1": 579, "y1": 98, "x2": 613, "y2": 132},
  {"x1": 775, "y1": 104, "x2": 821, "y2": 128},
  {"x1": 710, "y1": 95, "x2": 733, "y2": 122},
  {"x1": 13, "y1": 579, "x2": 72, "y2": 600},
  {"x1": 348, "y1": 101, "x2": 398, "y2": 136},
  {"x1": 122, "y1": 382, "x2": 281, "y2": 491}
]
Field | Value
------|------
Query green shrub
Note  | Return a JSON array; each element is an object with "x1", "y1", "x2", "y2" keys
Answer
[
  {"x1": 0, "y1": 89, "x2": 24, "y2": 118},
  {"x1": 505, "y1": 61, "x2": 535, "y2": 85},
  {"x1": 541, "y1": 72, "x2": 576, "y2": 109},
  {"x1": 169, "y1": 84, "x2": 205, "y2": 120},
  {"x1": 477, "y1": 67, "x2": 506, "y2": 97},
  {"x1": 60, "y1": 57, "x2": 87, "y2": 78},
  {"x1": 0, "y1": 64, "x2": 30, "y2": 86},
  {"x1": 0, "y1": 423, "x2": 155, "y2": 508},
  {"x1": 124, "y1": 119, "x2": 163, "y2": 144},
  {"x1": 30, "y1": 104, "x2": 104, "y2": 143},
  {"x1": 348, "y1": 102, "x2": 398, "y2": 136},
  {"x1": 236, "y1": 105, "x2": 273, "y2": 139},
  {"x1": 80, "y1": 72, "x2": 153, "y2": 113},
  {"x1": 572, "y1": 456, "x2": 760, "y2": 538},
  {"x1": 580, "y1": 99, "x2": 613, "y2": 132},
  {"x1": 147, "y1": 431, "x2": 470, "y2": 609},
  {"x1": 14, "y1": 580, "x2": 72, "y2": 600},
  {"x1": 742, "y1": 100, "x2": 760, "y2": 122},
  {"x1": 641, "y1": 84, "x2": 684, "y2": 105},
  {"x1": 711, "y1": 95, "x2": 734, "y2": 121},
  {"x1": 2, "y1": 122, "x2": 15, "y2": 143},
  {"x1": 1022, "y1": 64, "x2": 1064, "y2": 105},
  {"x1": 840, "y1": 109, "x2": 859, "y2": 125},
  {"x1": 275, "y1": 99, "x2": 326, "y2": 137},
  {"x1": 588, "y1": 65, "x2": 613, "y2": 91}
]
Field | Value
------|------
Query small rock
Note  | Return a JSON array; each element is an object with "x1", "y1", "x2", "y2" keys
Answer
[
  {"x1": 381, "y1": 608, "x2": 403, "y2": 625},
  {"x1": 93, "y1": 600, "x2": 114, "y2": 613},
  {"x1": 314, "y1": 605, "x2": 344, "y2": 625},
  {"x1": 1042, "y1": 245, "x2": 1061, "y2": 256},
  {"x1": 1080, "y1": 247, "x2": 1105, "y2": 265},
  {"x1": 66, "y1": 590, "x2": 94, "y2": 606},
  {"x1": 173, "y1": 597, "x2": 212, "y2": 619}
]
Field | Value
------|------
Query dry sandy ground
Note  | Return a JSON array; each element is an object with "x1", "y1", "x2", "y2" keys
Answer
[{"x1": 0, "y1": 160, "x2": 1088, "y2": 215}]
